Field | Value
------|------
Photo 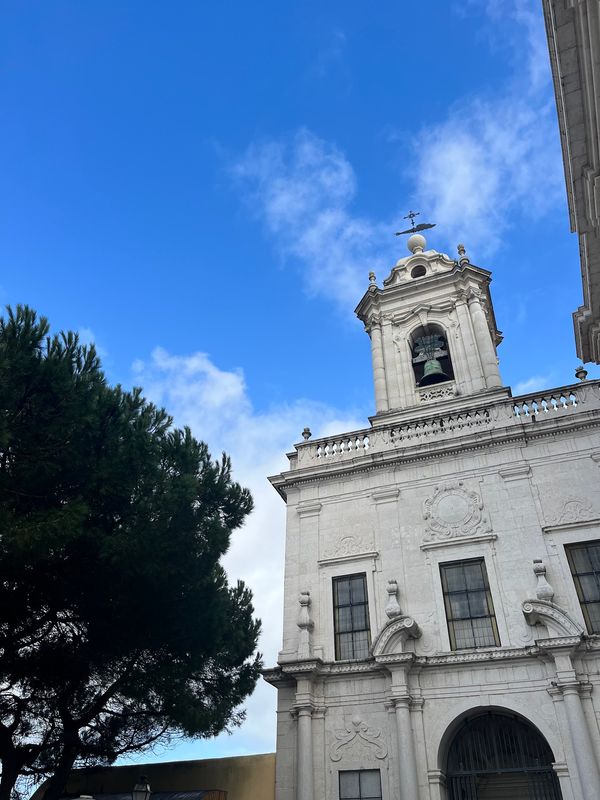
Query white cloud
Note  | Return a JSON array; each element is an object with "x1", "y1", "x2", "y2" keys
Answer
[
  {"x1": 231, "y1": 1, "x2": 563, "y2": 297},
  {"x1": 411, "y1": 0, "x2": 563, "y2": 255},
  {"x1": 410, "y1": 94, "x2": 563, "y2": 256},
  {"x1": 78, "y1": 327, "x2": 108, "y2": 360},
  {"x1": 512, "y1": 374, "x2": 556, "y2": 396},
  {"x1": 131, "y1": 347, "x2": 365, "y2": 757},
  {"x1": 232, "y1": 129, "x2": 397, "y2": 307}
]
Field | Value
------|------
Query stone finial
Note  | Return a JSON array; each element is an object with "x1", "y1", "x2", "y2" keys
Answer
[
  {"x1": 369, "y1": 271, "x2": 377, "y2": 285},
  {"x1": 297, "y1": 591, "x2": 313, "y2": 629},
  {"x1": 575, "y1": 365, "x2": 589, "y2": 382},
  {"x1": 297, "y1": 591, "x2": 313, "y2": 659},
  {"x1": 457, "y1": 243, "x2": 470, "y2": 265},
  {"x1": 302, "y1": 427, "x2": 312, "y2": 440},
  {"x1": 385, "y1": 579, "x2": 402, "y2": 619},
  {"x1": 407, "y1": 233, "x2": 426, "y2": 254},
  {"x1": 533, "y1": 559, "x2": 554, "y2": 601}
]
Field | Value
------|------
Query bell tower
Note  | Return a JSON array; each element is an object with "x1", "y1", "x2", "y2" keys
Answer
[{"x1": 355, "y1": 233, "x2": 504, "y2": 417}]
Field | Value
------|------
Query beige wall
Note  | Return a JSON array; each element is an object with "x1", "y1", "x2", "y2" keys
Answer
[{"x1": 36, "y1": 754, "x2": 275, "y2": 800}]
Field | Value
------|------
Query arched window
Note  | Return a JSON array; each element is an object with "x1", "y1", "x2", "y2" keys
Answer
[
  {"x1": 410, "y1": 324, "x2": 454, "y2": 387},
  {"x1": 446, "y1": 711, "x2": 562, "y2": 799}
]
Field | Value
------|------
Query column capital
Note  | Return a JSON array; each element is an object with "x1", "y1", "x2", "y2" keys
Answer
[
  {"x1": 390, "y1": 694, "x2": 412, "y2": 709},
  {"x1": 291, "y1": 703, "x2": 318, "y2": 719}
]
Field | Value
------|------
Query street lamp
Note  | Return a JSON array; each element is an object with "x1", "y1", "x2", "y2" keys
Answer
[{"x1": 132, "y1": 776, "x2": 151, "y2": 800}]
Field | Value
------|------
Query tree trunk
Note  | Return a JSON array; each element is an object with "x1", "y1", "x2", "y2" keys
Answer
[
  {"x1": 0, "y1": 754, "x2": 21, "y2": 800},
  {"x1": 41, "y1": 741, "x2": 78, "y2": 800}
]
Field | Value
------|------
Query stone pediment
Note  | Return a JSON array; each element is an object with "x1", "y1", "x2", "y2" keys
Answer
[
  {"x1": 371, "y1": 615, "x2": 421, "y2": 658},
  {"x1": 522, "y1": 599, "x2": 584, "y2": 638}
]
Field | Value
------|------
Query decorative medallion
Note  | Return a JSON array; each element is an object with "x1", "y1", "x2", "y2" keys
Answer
[
  {"x1": 423, "y1": 481, "x2": 490, "y2": 541},
  {"x1": 329, "y1": 716, "x2": 388, "y2": 762}
]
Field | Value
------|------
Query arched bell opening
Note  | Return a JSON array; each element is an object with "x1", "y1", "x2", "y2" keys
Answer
[
  {"x1": 410, "y1": 324, "x2": 454, "y2": 387},
  {"x1": 444, "y1": 710, "x2": 563, "y2": 800}
]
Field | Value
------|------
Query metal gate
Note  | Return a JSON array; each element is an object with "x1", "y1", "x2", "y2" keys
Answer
[{"x1": 446, "y1": 712, "x2": 563, "y2": 800}]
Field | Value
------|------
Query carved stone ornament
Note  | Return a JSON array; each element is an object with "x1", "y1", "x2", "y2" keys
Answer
[
  {"x1": 329, "y1": 716, "x2": 388, "y2": 762},
  {"x1": 522, "y1": 599, "x2": 584, "y2": 638},
  {"x1": 423, "y1": 481, "x2": 490, "y2": 541},
  {"x1": 371, "y1": 615, "x2": 421, "y2": 658},
  {"x1": 533, "y1": 559, "x2": 554, "y2": 601},
  {"x1": 323, "y1": 534, "x2": 372, "y2": 560},
  {"x1": 546, "y1": 496, "x2": 596, "y2": 526},
  {"x1": 418, "y1": 384, "x2": 457, "y2": 403},
  {"x1": 296, "y1": 591, "x2": 313, "y2": 660},
  {"x1": 385, "y1": 580, "x2": 401, "y2": 619}
]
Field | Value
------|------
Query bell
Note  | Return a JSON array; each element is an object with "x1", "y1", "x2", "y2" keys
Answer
[{"x1": 419, "y1": 358, "x2": 450, "y2": 386}]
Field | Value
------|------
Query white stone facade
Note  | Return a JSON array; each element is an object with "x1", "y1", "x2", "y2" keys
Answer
[
  {"x1": 265, "y1": 239, "x2": 600, "y2": 800},
  {"x1": 542, "y1": 0, "x2": 600, "y2": 364}
]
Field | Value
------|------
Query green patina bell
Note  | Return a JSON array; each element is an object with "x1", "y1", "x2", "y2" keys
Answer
[{"x1": 419, "y1": 358, "x2": 450, "y2": 386}]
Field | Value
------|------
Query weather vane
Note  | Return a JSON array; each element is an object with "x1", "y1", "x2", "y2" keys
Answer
[{"x1": 395, "y1": 210, "x2": 436, "y2": 236}]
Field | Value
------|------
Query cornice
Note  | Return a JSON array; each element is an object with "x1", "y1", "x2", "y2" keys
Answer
[
  {"x1": 269, "y1": 408, "x2": 600, "y2": 494},
  {"x1": 265, "y1": 645, "x2": 550, "y2": 681}
]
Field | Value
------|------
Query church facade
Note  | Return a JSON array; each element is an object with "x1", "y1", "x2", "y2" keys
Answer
[{"x1": 264, "y1": 234, "x2": 600, "y2": 800}]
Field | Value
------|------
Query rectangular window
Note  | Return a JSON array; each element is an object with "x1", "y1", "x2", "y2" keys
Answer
[
  {"x1": 566, "y1": 541, "x2": 600, "y2": 633},
  {"x1": 440, "y1": 558, "x2": 500, "y2": 650},
  {"x1": 333, "y1": 573, "x2": 371, "y2": 660},
  {"x1": 339, "y1": 770, "x2": 382, "y2": 800}
]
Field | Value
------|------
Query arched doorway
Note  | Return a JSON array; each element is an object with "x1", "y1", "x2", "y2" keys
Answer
[{"x1": 446, "y1": 711, "x2": 563, "y2": 800}]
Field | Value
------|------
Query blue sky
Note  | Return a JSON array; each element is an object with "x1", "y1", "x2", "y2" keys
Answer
[{"x1": 1, "y1": 0, "x2": 597, "y2": 765}]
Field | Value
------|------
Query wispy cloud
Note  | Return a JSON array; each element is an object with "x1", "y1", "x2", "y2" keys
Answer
[
  {"x1": 131, "y1": 347, "x2": 364, "y2": 756},
  {"x1": 78, "y1": 327, "x2": 108, "y2": 360},
  {"x1": 232, "y1": 129, "x2": 397, "y2": 307},
  {"x1": 231, "y1": 1, "x2": 563, "y2": 300},
  {"x1": 412, "y1": 0, "x2": 563, "y2": 252},
  {"x1": 512, "y1": 374, "x2": 556, "y2": 396}
]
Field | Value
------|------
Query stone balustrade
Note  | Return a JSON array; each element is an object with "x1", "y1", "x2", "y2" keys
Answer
[{"x1": 292, "y1": 381, "x2": 600, "y2": 469}]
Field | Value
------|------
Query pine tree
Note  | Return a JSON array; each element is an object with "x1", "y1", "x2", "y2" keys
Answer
[{"x1": 0, "y1": 306, "x2": 261, "y2": 800}]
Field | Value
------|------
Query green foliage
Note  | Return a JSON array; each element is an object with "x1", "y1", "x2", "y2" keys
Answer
[{"x1": 0, "y1": 306, "x2": 261, "y2": 799}]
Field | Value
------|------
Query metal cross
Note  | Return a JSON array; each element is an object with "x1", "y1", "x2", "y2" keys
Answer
[{"x1": 403, "y1": 211, "x2": 420, "y2": 226}]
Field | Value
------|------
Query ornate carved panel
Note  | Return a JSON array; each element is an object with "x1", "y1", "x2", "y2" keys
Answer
[
  {"x1": 320, "y1": 533, "x2": 375, "y2": 562},
  {"x1": 545, "y1": 496, "x2": 596, "y2": 526},
  {"x1": 329, "y1": 716, "x2": 388, "y2": 762},
  {"x1": 423, "y1": 481, "x2": 491, "y2": 542}
]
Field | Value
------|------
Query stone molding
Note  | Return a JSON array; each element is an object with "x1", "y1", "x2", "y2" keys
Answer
[
  {"x1": 296, "y1": 501, "x2": 322, "y2": 518},
  {"x1": 543, "y1": 517, "x2": 600, "y2": 533},
  {"x1": 371, "y1": 487, "x2": 400, "y2": 504},
  {"x1": 318, "y1": 549, "x2": 379, "y2": 567},
  {"x1": 536, "y1": 635, "x2": 583, "y2": 650},
  {"x1": 329, "y1": 716, "x2": 388, "y2": 762},
  {"x1": 498, "y1": 464, "x2": 531, "y2": 482},
  {"x1": 421, "y1": 532, "x2": 497, "y2": 551},
  {"x1": 522, "y1": 599, "x2": 585, "y2": 637}
]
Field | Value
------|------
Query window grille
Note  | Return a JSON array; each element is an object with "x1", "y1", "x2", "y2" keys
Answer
[
  {"x1": 440, "y1": 559, "x2": 499, "y2": 650},
  {"x1": 333, "y1": 573, "x2": 371, "y2": 660},
  {"x1": 339, "y1": 770, "x2": 382, "y2": 800},
  {"x1": 565, "y1": 541, "x2": 600, "y2": 633},
  {"x1": 446, "y1": 712, "x2": 562, "y2": 800}
]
